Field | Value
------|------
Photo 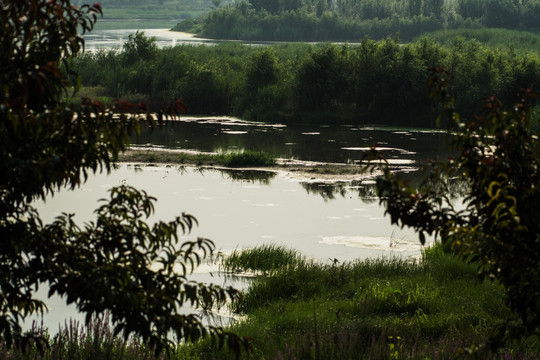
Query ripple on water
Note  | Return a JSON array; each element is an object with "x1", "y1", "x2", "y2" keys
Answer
[
  {"x1": 222, "y1": 130, "x2": 248, "y2": 135},
  {"x1": 319, "y1": 235, "x2": 423, "y2": 252}
]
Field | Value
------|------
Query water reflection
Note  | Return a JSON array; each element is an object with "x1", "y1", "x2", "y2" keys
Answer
[
  {"x1": 218, "y1": 169, "x2": 277, "y2": 185},
  {"x1": 133, "y1": 119, "x2": 450, "y2": 166},
  {"x1": 32, "y1": 164, "x2": 430, "y2": 332},
  {"x1": 302, "y1": 181, "x2": 379, "y2": 202},
  {"x1": 83, "y1": 29, "x2": 220, "y2": 52}
]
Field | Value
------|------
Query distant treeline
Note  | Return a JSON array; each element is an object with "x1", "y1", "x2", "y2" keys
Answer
[
  {"x1": 74, "y1": 30, "x2": 540, "y2": 127},
  {"x1": 174, "y1": 0, "x2": 540, "y2": 41}
]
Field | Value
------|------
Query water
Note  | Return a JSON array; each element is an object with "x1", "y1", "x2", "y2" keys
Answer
[
  {"x1": 30, "y1": 116, "x2": 449, "y2": 332},
  {"x1": 31, "y1": 162, "x2": 427, "y2": 331},
  {"x1": 37, "y1": 164, "x2": 425, "y2": 261},
  {"x1": 134, "y1": 116, "x2": 449, "y2": 166},
  {"x1": 82, "y1": 28, "x2": 364, "y2": 52},
  {"x1": 83, "y1": 29, "x2": 220, "y2": 52}
]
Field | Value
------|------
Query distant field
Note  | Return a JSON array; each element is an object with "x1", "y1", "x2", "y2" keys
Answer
[{"x1": 89, "y1": 0, "x2": 218, "y2": 30}]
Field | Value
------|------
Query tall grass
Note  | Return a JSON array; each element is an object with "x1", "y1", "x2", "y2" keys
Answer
[
  {"x1": 199, "y1": 244, "x2": 540, "y2": 359},
  {"x1": 221, "y1": 244, "x2": 304, "y2": 275},
  {"x1": 5, "y1": 245, "x2": 539, "y2": 359},
  {"x1": 1, "y1": 318, "x2": 176, "y2": 360},
  {"x1": 221, "y1": 151, "x2": 276, "y2": 167}
]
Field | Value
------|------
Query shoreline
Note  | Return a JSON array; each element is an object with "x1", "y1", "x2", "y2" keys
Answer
[{"x1": 117, "y1": 147, "x2": 394, "y2": 183}]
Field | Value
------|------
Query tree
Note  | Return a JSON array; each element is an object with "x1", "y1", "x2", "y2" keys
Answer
[
  {"x1": 366, "y1": 67, "x2": 540, "y2": 345},
  {"x1": 0, "y1": 0, "x2": 249, "y2": 355},
  {"x1": 123, "y1": 30, "x2": 159, "y2": 64}
]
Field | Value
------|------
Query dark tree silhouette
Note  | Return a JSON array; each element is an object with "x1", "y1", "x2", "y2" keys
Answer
[{"x1": 0, "y1": 0, "x2": 249, "y2": 355}]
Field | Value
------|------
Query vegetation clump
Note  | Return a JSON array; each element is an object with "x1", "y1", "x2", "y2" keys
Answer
[
  {"x1": 221, "y1": 244, "x2": 304, "y2": 274},
  {"x1": 190, "y1": 244, "x2": 540, "y2": 359},
  {"x1": 119, "y1": 149, "x2": 277, "y2": 168},
  {"x1": 222, "y1": 151, "x2": 277, "y2": 167},
  {"x1": 75, "y1": 34, "x2": 540, "y2": 127}
]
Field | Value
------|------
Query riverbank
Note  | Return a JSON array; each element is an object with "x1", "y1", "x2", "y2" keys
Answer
[
  {"x1": 190, "y1": 244, "x2": 539, "y2": 359},
  {"x1": 118, "y1": 148, "x2": 383, "y2": 183},
  {"x1": 8, "y1": 244, "x2": 539, "y2": 359}
]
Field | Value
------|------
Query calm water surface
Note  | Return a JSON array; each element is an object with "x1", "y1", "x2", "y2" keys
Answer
[
  {"x1": 83, "y1": 29, "x2": 219, "y2": 52},
  {"x1": 134, "y1": 117, "x2": 449, "y2": 165},
  {"x1": 32, "y1": 162, "x2": 427, "y2": 329},
  {"x1": 32, "y1": 118, "x2": 447, "y2": 331}
]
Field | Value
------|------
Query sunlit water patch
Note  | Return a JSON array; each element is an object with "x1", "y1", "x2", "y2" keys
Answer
[{"x1": 30, "y1": 163, "x2": 431, "y2": 331}]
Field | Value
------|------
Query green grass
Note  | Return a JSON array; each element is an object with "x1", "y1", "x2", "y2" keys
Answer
[
  {"x1": 196, "y1": 244, "x2": 540, "y2": 359},
  {"x1": 5, "y1": 245, "x2": 540, "y2": 359},
  {"x1": 222, "y1": 244, "x2": 304, "y2": 275},
  {"x1": 221, "y1": 151, "x2": 276, "y2": 167},
  {"x1": 119, "y1": 149, "x2": 277, "y2": 168}
]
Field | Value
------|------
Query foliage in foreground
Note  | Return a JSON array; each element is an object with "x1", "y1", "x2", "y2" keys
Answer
[
  {"x1": 4, "y1": 245, "x2": 538, "y2": 359},
  {"x1": 0, "y1": 0, "x2": 247, "y2": 355},
  {"x1": 367, "y1": 68, "x2": 540, "y2": 345}
]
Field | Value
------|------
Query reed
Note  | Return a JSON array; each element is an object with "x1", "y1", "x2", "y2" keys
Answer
[
  {"x1": 222, "y1": 244, "x2": 303, "y2": 275},
  {"x1": 222, "y1": 151, "x2": 276, "y2": 167}
]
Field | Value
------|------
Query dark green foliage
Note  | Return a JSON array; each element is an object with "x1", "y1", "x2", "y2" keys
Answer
[
  {"x1": 0, "y1": 0, "x2": 248, "y2": 355},
  {"x1": 367, "y1": 68, "x2": 540, "y2": 344},
  {"x1": 199, "y1": 244, "x2": 537, "y2": 359},
  {"x1": 222, "y1": 151, "x2": 276, "y2": 167},
  {"x1": 294, "y1": 44, "x2": 352, "y2": 110},
  {"x1": 123, "y1": 31, "x2": 159, "y2": 64},
  {"x1": 176, "y1": 0, "x2": 540, "y2": 42},
  {"x1": 76, "y1": 33, "x2": 540, "y2": 127}
]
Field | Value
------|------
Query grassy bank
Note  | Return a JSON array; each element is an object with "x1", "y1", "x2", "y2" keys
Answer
[
  {"x1": 197, "y1": 244, "x2": 540, "y2": 359},
  {"x1": 4, "y1": 245, "x2": 539, "y2": 359},
  {"x1": 117, "y1": 148, "x2": 371, "y2": 181}
]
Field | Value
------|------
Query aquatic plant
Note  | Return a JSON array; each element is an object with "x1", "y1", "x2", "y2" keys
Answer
[
  {"x1": 221, "y1": 244, "x2": 303, "y2": 275},
  {"x1": 222, "y1": 151, "x2": 277, "y2": 167}
]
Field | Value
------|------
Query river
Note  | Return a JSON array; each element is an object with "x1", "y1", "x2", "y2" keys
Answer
[
  {"x1": 82, "y1": 28, "x2": 363, "y2": 52},
  {"x1": 30, "y1": 117, "x2": 448, "y2": 331},
  {"x1": 31, "y1": 29, "x2": 446, "y2": 332}
]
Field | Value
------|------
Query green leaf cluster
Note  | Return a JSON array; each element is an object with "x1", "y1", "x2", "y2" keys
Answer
[
  {"x1": 0, "y1": 0, "x2": 248, "y2": 356},
  {"x1": 367, "y1": 68, "x2": 540, "y2": 344}
]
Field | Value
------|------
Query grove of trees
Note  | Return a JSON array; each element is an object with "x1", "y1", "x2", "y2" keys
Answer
[
  {"x1": 75, "y1": 33, "x2": 540, "y2": 127},
  {"x1": 175, "y1": 0, "x2": 540, "y2": 41}
]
